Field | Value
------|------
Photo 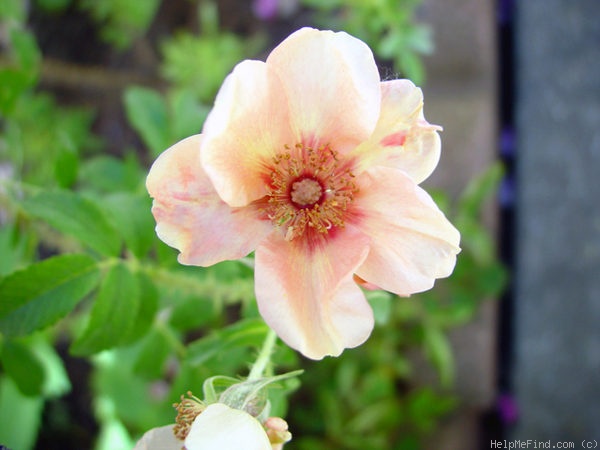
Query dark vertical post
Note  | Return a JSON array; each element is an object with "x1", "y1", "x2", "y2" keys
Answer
[{"x1": 513, "y1": 0, "x2": 600, "y2": 440}]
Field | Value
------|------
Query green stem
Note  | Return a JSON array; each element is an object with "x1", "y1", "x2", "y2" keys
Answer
[{"x1": 247, "y1": 328, "x2": 278, "y2": 380}]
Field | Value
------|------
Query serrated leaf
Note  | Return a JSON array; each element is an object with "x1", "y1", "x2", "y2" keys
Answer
[
  {"x1": 186, "y1": 319, "x2": 269, "y2": 366},
  {"x1": 71, "y1": 262, "x2": 140, "y2": 355},
  {"x1": 0, "y1": 254, "x2": 100, "y2": 337},
  {"x1": 123, "y1": 86, "x2": 170, "y2": 157},
  {"x1": 21, "y1": 190, "x2": 122, "y2": 257},
  {"x1": 0, "y1": 339, "x2": 45, "y2": 396},
  {"x1": 103, "y1": 192, "x2": 155, "y2": 259},
  {"x1": 122, "y1": 271, "x2": 157, "y2": 345}
]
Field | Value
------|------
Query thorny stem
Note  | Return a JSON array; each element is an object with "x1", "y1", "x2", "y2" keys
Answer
[{"x1": 247, "y1": 328, "x2": 278, "y2": 381}]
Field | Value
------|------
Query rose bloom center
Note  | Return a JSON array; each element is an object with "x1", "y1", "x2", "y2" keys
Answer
[
  {"x1": 290, "y1": 178, "x2": 323, "y2": 207},
  {"x1": 262, "y1": 143, "x2": 357, "y2": 241}
]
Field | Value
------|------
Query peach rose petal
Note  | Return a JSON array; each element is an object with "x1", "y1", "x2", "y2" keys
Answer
[
  {"x1": 201, "y1": 60, "x2": 295, "y2": 207},
  {"x1": 353, "y1": 166, "x2": 460, "y2": 296},
  {"x1": 255, "y1": 226, "x2": 373, "y2": 360},
  {"x1": 147, "y1": 135, "x2": 272, "y2": 266},
  {"x1": 266, "y1": 27, "x2": 381, "y2": 154},
  {"x1": 353, "y1": 79, "x2": 442, "y2": 184}
]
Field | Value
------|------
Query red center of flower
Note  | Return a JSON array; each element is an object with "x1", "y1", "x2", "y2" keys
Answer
[{"x1": 264, "y1": 143, "x2": 357, "y2": 241}]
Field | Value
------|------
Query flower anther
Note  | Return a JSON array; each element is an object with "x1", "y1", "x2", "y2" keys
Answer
[{"x1": 173, "y1": 391, "x2": 205, "y2": 440}]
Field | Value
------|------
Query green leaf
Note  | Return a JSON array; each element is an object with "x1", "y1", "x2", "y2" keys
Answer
[
  {"x1": 78, "y1": 153, "x2": 144, "y2": 193},
  {"x1": 123, "y1": 86, "x2": 170, "y2": 157},
  {"x1": 132, "y1": 328, "x2": 171, "y2": 379},
  {"x1": 122, "y1": 271, "x2": 158, "y2": 345},
  {"x1": 0, "y1": 254, "x2": 100, "y2": 337},
  {"x1": 0, "y1": 221, "x2": 35, "y2": 276},
  {"x1": 0, "y1": 0, "x2": 26, "y2": 22},
  {"x1": 53, "y1": 148, "x2": 79, "y2": 188},
  {"x1": 160, "y1": 32, "x2": 247, "y2": 103},
  {"x1": 0, "y1": 339, "x2": 45, "y2": 396},
  {"x1": 93, "y1": 350, "x2": 173, "y2": 428},
  {"x1": 29, "y1": 335, "x2": 71, "y2": 397},
  {"x1": 21, "y1": 190, "x2": 122, "y2": 257},
  {"x1": 477, "y1": 261, "x2": 508, "y2": 297},
  {"x1": 397, "y1": 51, "x2": 425, "y2": 85},
  {"x1": 103, "y1": 192, "x2": 155, "y2": 259},
  {"x1": 366, "y1": 290, "x2": 393, "y2": 325},
  {"x1": 422, "y1": 325, "x2": 454, "y2": 388},
  {"x1": 0, "y1": 375, "x2": 44, "y2": 450},
  {"x1": 406, "y1": 387, "x2": 457, "y2": 433},
  {"x1": 169, "y1": 89, "x2": 209, "y2": 140},
  {"x1": 0, "y1": 67, "x2": 32, "y2": 113},
  {"x1": 36, "y1": 0, "x2": 72, "y2": 12},
  {"x1": 81, "y1": 0, "x2": 160, "y2": 49},
  {"x1": 457, "y1": 220, "x2": 496, "y2": 264},
  {"x1": 71, "y1": 262, "x2": 140, "y2": 355},
  {"x1": 95, "y1": 418, "x2": 135, "y2": 450},
  {"x1": 457, "y1": 161, "x2": 504, "y2": 218},
  {"x1": 10, "y1": 28, "x2": 41, "y2": 73},
  {"x1": 186, "y1": 319, "x2": 269, "y2": 366}
]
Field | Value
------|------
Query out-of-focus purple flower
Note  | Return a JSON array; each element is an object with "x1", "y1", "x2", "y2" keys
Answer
[
  {"x1": 252, "y1": 0, "x2": 298, "y2": 21},
  {"x1": 253, "y1": 0, "x2": 278, "y2": 20},
  {"x1": 497, "y1": 393, "x2": 519, "y2": 424}
]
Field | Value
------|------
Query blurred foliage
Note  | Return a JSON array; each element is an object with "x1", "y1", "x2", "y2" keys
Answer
[
  {"x1": 0, "y1": 0, "x2": 506, "y2": 449},
  {"x1": 301, "y1": 0, "x2": 433, "y2": 83},
  {"x1": 79, "y1": 0, "x2": 161, "y2": 49}
]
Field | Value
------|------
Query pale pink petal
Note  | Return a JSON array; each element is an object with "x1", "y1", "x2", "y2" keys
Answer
[
  {"x1": 353, "y1": 80, "x2": 442, "y2": 184},
  {"x1": 147, "y1": 135, "x2": 272, "y2": 266},
  {"x1": 201, "y1": 60, "x2": 294, "y2": 207},
  {"x1": 255, "y1": 226, "x2": 373, "y2": 360},
  {"x1": 352, "y1": 167, "x2": 460, "y2": 296},
  {"x1": 134, "y1": 425, "x2": 181, "y2": 450},
  {"x1": 266, "y1": 27, "x2": 381, "y2": 154},
  {"x1": 185, "y1": 403, "x2": 271, "y2": 450}
]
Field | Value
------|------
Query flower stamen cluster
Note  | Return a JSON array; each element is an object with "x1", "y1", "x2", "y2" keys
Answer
[
  {"x1": 173, "y1": 391, "x2": 205, "y2": 440},
  {"x1": 264, "y1": 143, "x2": 357, "y2": 241}
]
